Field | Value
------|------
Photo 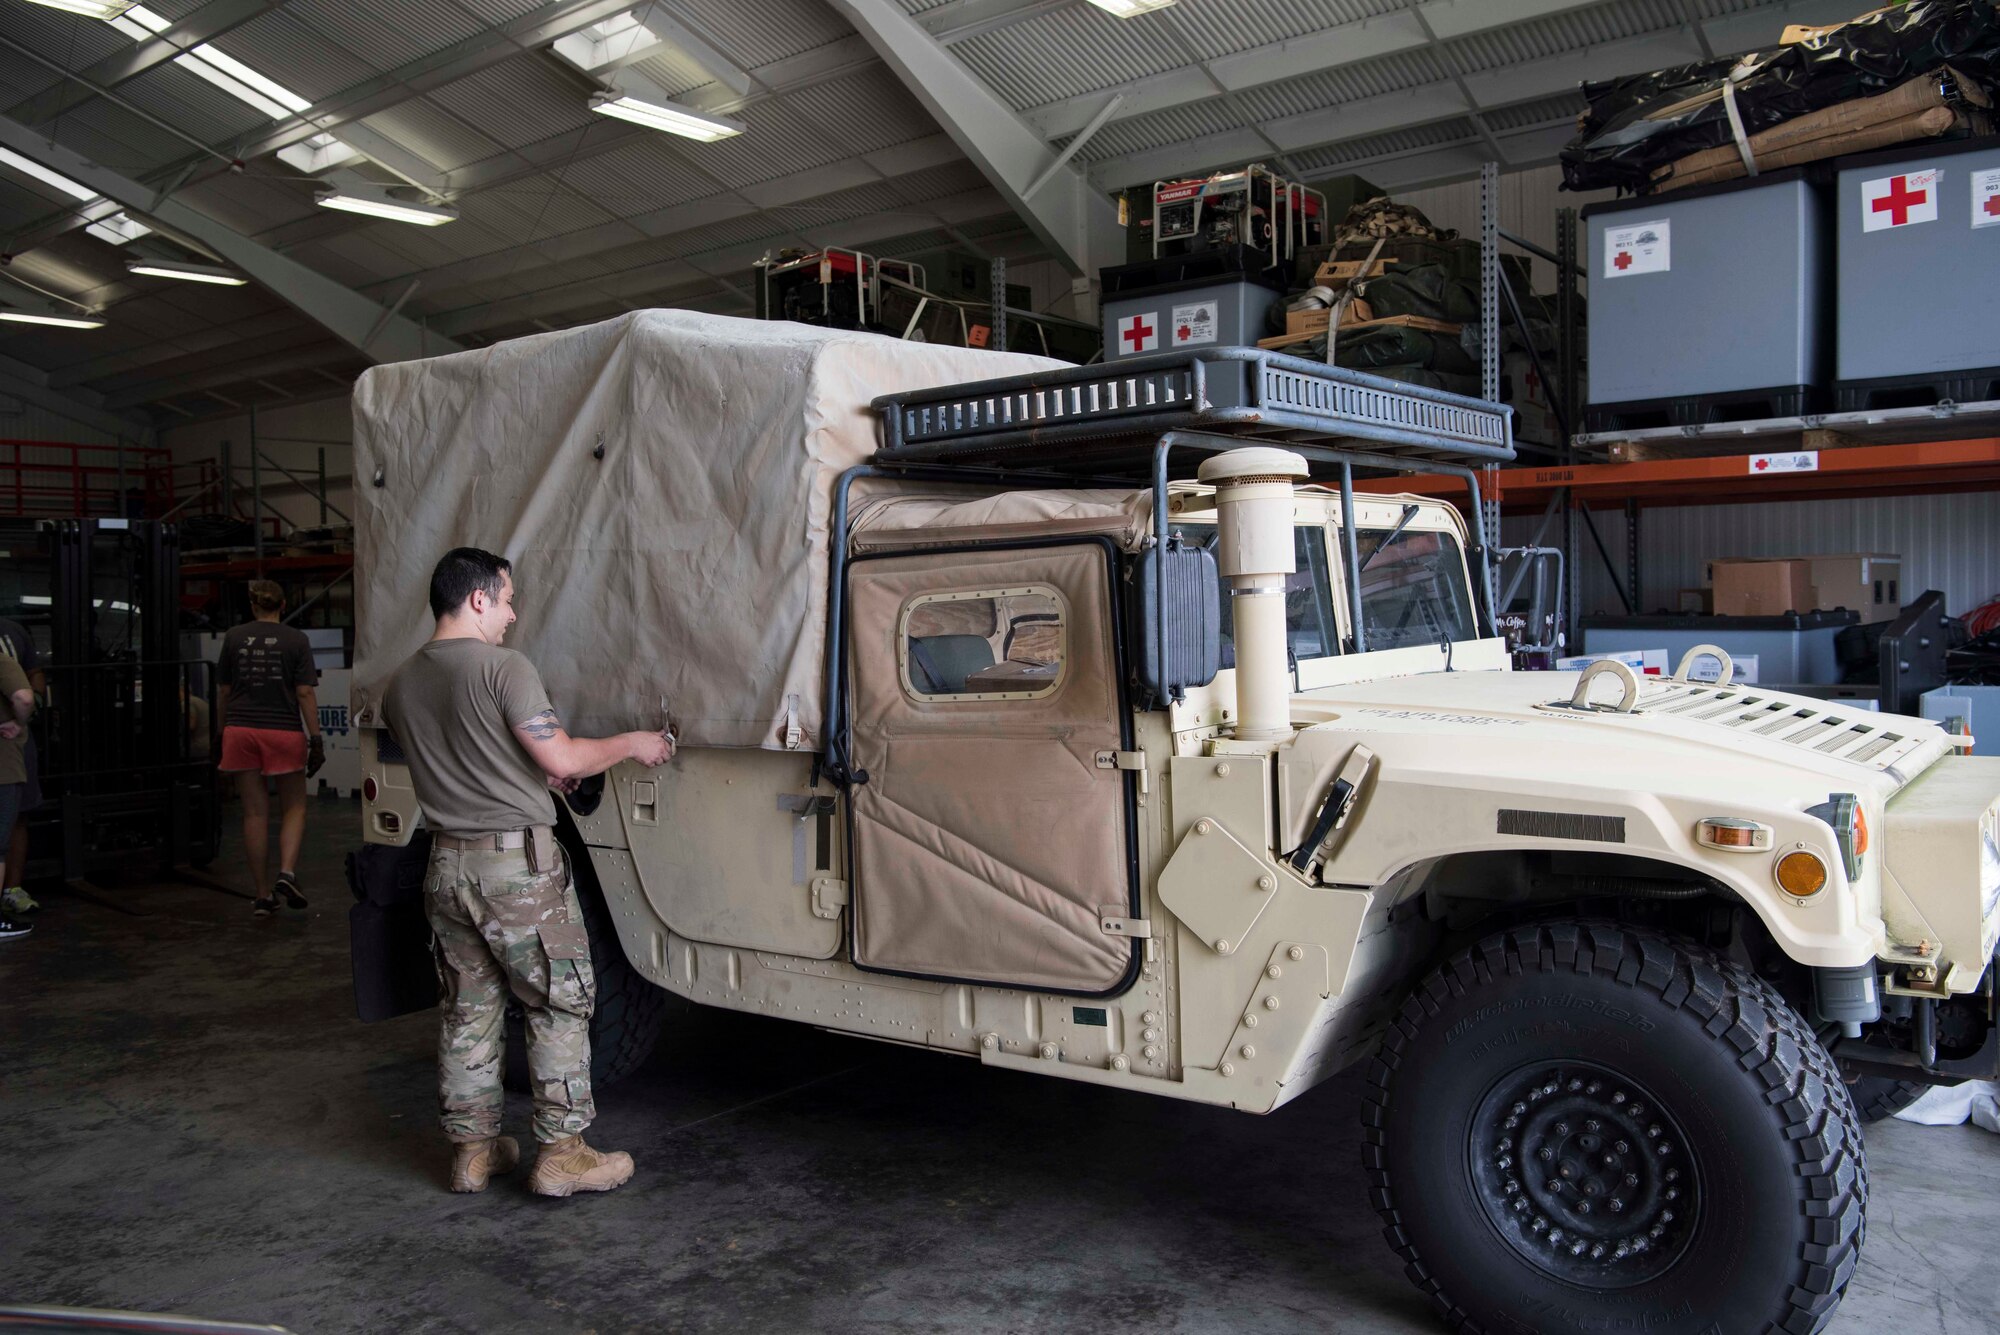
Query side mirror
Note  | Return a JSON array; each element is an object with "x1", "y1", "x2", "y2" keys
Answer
[{"x1": 1130, "y1": 542, "x2": 1221, "y2": 708}]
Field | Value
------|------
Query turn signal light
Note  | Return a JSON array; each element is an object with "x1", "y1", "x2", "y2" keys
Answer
[
  {"x1": 1852, "y1": 803, "x2": 1869, "y2": 857},
  {"x1": 1776, "y1": 850, "x2": 1829, "y2": 899},
  {"x1": 1696, "y1": 817, "x2": 1772, "y2": 851},
  {"x1": 363, "y1": 776, "x2": 378, "y2": 802}
]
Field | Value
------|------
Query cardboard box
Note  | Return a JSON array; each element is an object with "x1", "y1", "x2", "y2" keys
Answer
[
  {"x1": 1802, "y1": 553, "x2": 1901, "y2": 622},
  {"x1": 1711, "y1": 558, "x2": 1812, "y2": 617}
]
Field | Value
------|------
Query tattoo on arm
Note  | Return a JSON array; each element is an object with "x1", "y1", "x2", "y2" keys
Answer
[{"x1": 520, "y1": 708, "x2": 562, "y2": 740}]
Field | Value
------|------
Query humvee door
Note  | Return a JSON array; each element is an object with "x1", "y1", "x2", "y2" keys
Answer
[{"x1": 844, "y1": 541, "x2": 1137, "y2": 994}]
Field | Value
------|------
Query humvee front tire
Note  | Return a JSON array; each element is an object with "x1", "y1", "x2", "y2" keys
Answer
[
  {"x1": 1364, "y1": 923, "x2": 1866, "y2": 1335},
  {"x1": 1847, "y1": 1074, "x2": 1926, "y2": 1123}
]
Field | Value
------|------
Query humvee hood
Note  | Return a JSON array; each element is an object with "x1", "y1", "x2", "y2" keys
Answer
[{"x1": 1305, "y1": 669, "x2": 1954, "y2": 800}]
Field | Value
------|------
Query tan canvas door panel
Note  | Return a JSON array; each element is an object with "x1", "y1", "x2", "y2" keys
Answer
[{"x1": 846, "y1": 543, "x2": 1134, "y2": 994}]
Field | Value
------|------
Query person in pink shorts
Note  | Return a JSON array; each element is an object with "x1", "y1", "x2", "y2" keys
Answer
[{"x1": 216, "y1": 580, "x2": 324, "y2": 916}]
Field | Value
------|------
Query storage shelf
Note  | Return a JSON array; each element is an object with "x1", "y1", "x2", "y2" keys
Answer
[
  {"x1": 1354, "y1": 436, "x2": 2000, "y2": 511},
  {"x1": 180, "y1": 552, "x2": 354, "y2": 578}
]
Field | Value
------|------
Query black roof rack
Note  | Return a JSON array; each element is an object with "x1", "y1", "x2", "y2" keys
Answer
[{"x1": 872, "y1": 346, "x2": 1514, "y2": 474}]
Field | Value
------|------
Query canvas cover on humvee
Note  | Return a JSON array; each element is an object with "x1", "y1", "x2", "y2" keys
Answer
[{"x1": 351, "y1": 310, "x2": 1064, "y2": 750}]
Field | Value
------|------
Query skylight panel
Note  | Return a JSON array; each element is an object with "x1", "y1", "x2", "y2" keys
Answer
[{"x1": 110, "y1": 5, "x2": 313, "y2": 122}]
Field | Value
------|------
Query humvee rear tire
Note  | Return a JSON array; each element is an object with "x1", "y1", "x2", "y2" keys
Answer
[
  {"x1": 1364, "y1": 922, "x2": 1866, "y2": 1335},
  {"x1": 503, "y1": 844, "x2": 671, "y2": 1092}
]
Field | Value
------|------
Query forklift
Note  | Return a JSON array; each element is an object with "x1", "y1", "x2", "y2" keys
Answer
[{"x1": 0, "y1": 517, "x2": 219, "y2": 883}]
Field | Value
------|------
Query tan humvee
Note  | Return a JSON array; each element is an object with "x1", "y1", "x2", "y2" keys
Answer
[{"x1": 350, "y1": 315, "x2": 2000, "y2": 1335}]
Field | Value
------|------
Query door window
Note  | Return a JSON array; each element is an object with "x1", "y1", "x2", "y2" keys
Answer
[{"x1": 899, "y1": 585, "x2": 1066, "y2": 701}]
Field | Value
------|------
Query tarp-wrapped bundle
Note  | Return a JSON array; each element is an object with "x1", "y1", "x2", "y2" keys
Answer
[
  {"x1": 352, "y1": 310, "x2": 1063, "y2": 751},
  {"x1": 1560, "y1": 0, "x2": 2000, "y2": 194}
]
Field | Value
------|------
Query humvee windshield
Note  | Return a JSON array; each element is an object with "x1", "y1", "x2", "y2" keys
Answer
[
  {"x1": 1171, "y1": 519, "x2": 1476, "y2": 661},
  {"x1": 1354, "y1": 527, "x2": 1475, "y2": 650}
]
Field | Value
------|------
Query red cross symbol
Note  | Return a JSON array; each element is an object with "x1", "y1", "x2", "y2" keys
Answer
[
  {"x1": 1613, "y1": 251, "x2": 1633, "y2": 271},
  {"x1": 1984, "y1": 194, "x2": 2000, "y2": 218},
  {"x1": 1872, "y1": 175, "x2": 1928, "y2": 226},
  {"x1": 1754, "y1": 458, "x2": 1770, "y2": 471},
  {"x1": 1177, "y1": 323, "x2": 1192, "y2": 341},
  {"x1": 1121, "y1": 316, "x2": 1154, "y2": 352}
]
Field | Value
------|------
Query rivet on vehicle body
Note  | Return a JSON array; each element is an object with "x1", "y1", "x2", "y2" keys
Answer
[
  {"x1": 1220, "y1": 1062, "x2": 1236, "y2": 1077},
  {"x1": 1256, "y1": 874, "x2": 1274, "y2": 891},
  {"x1": 1195, "y1": 819, "x2": 1214, "y2": 835},
  {"x1": 1215, "y1": 938, "x2": 1230, "y2": 952},
  {"x1": 1038, "y1": 1042, "x2": 1058, "y2": 1060},
  {"x1": 1266, "y1": 964, "x2": 1282, "y2": 979},
  {"x1": 1143, "y1": 1045, "x2": 1160, "y2": 1060},
  {"x1": 1264, "y1": 995, "x2": 1281, "y2": 1010},
  {"x1": 1109, "y1": 1055, "x2": 1130, "y2": 1072},
  {"x1": 1287, "y1": 946, "x2": 1304, "y2": 961},
  {"x1": 1240, "y1": 1044, "x2": 1256, "y2": 1059},
  {"x1": 1243, "y1": 1013, "x2": 1259, "y2": 1028},
  {"x1": 1142, "y1": 1011, "x2": 1160, "y2": 1025},
  {"x1": 980, "y1": 1033, "x2": 999, "y2": 1051},
  {"x1": 1215, "y1": 762, "x2": 1231, "y2": 777},
  {"x1": 1142, "y1": 1028, "x2": 1160, "y2": 1043}
]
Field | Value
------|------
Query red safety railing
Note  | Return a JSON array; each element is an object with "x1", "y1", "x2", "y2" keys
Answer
[{"x1": 0, "y1": 438, "x2": 177, "y2": 518}]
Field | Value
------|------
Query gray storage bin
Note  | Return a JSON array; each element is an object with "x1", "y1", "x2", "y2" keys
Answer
[
  {"x1": 1834, "y1": 136, "x2": 2000, "y2": 409},
  {"x1": 1584, "y1": 169, "x2": 1830, "y2": 430}
]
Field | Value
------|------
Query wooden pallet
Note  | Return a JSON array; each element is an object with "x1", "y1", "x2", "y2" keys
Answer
[
  {"x1": 1257, "y1": 313, "x2": 1463, "y2": 351},
  {"x1": 1577, "y1": 399, "x2": 2000, "y2": 462},
  {"x1": 1310, "y1": 256, "x2": 1398, "y2": 285}
]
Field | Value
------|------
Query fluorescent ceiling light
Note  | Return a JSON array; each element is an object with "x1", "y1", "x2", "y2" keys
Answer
[
  {"x1": 315, "y1": 189, "x2": 456, "y2": 226},
  {"x1": 86, "y1": 211, "x2": 153, "y2": 245},
  {"x1": 0, "y1": 145, "x2": 96, "y2": 201},
  {"x1": 1085, "y1": 0, "x2": 1177, "y2": 13},
  {"x1": 0, "y1": 311, "x2": 105, "y2": 329},
  {"x1": 128, "y1": 259, "x2": 247, "y2": 286},
  {"x1": 588, "y1": 91, "x2": 742, "y2": 141},
  {"x1": 109, "y1": 6, "x2": 313, "y2": 121},
  {"x1": 22, "y1": 0, "x2": 141, "y2": 16}
]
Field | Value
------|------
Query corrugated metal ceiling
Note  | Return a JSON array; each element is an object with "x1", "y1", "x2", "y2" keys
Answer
[{"x1": 0, "y1": 0, "x2": 1840, "y2": 417}]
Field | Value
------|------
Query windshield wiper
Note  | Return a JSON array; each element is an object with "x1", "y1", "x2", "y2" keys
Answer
[{"x1": 1358, "y1": 504, "x2": 1421, "y2": 574}]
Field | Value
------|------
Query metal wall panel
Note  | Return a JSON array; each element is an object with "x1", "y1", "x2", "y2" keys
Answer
[{"x1": 1516, "y1": 495, "x2": 2000, "y2": 621}]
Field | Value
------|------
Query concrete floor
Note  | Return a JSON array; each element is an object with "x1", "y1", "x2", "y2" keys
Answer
[{"x1": 4, "y1": 802, "x2": 1999, "y2": 1335}]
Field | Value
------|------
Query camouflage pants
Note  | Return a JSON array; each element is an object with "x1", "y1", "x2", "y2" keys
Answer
[{"x1": 423, "y1": 843, "x2": 596, "y2": 1144}]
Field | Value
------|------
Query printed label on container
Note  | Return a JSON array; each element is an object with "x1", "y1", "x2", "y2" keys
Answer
[
  {"x1": 1749, "y1": 450, "x2": 1817, "y2": 474},
  {"x1": 1861, "y1": 169, "x2": 1939, "y2": 231},
  {"x1": 1115, "y1": 312, "x2": 1158, "y2": 355},
  {"x1": 1604, "y1": 220, "x2": 1670, "y2": 277},
  {"x1": 1974, "y1": 168, "x2": 2000, "y2": 229},
  {"x1": 1171, "y1": 302, "x2": 1217, "y2": 346}
]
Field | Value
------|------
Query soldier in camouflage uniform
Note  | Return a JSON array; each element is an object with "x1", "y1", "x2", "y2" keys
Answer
[{"x1": 383, "y1": 547, "x2": 672, "y2": 1196}]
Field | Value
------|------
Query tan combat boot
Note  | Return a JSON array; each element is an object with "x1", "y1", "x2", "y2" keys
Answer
[
  {"x1": 448, "y1": 1136, "x2": 521, "y2": 1193},
  {"x1": 527, "y1": 1135, "x2": 635, "y2": 1197}
]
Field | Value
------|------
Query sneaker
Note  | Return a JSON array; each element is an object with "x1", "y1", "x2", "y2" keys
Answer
[
  {"x1": 251, "y1": 894, "x2": 277, "y2": 918},
  {"x1": 449, "y1": 1135, "x2": 520, "y2": 1193},
  {"x1": 1, "y1": 887, "x2": 36, "y2": 915},
  {"x1": 0, "y1": 913, "x2": 31, "y2": 940},
  {"x1": 274, "y1": 872, "x2": 307, "y2": 911},
  {"x1": 527, "y1": 1135, "x2": 634, "y2": 1197}
]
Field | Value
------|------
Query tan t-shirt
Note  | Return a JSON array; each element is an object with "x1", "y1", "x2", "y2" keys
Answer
[
  {"x1": 0, "y1": 653, "x2": 28, "y2": 787},
  {"x1": 382, "y1": 638, "x2": 556, "y2": 837}
]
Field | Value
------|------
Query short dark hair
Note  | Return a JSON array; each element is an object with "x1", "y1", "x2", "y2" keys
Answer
[{"x1": 429, "y1": 547, "x2": 511, "y2": 619}]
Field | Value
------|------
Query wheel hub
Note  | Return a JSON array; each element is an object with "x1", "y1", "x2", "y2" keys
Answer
[{"x1": 1471, "y1": 1063, "x2": 1697, "y2": 1286}]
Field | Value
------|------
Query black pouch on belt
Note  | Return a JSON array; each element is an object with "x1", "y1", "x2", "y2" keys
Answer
[{"x1": 527, "y1": 824, "x2": 556, "y2": 875}]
